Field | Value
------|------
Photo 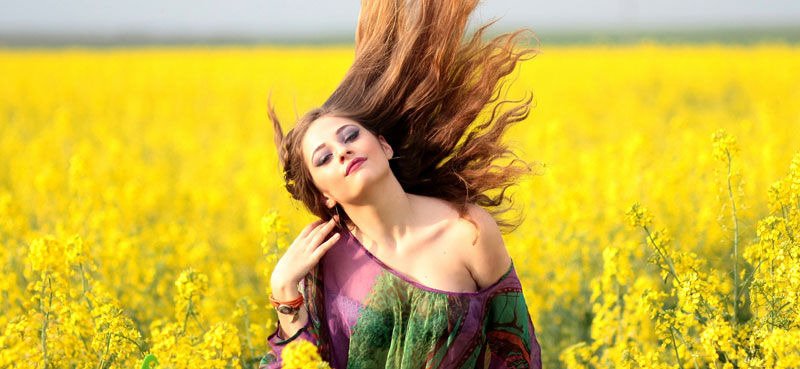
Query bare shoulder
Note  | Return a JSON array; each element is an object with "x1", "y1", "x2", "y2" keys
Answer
[
  {"x1": 460, "y1": 203, "x2": 513, "y2": 290},
  {"x1": 407, "y1": 195, "x2": 512, "y2": 290}
]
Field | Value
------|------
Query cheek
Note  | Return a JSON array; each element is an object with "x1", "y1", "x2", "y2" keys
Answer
[
  {"x1": 364, "y1": 137, "x2": 384, "y2": 156},
  {"x1": 312, "y1": 166, "x2": 341, "y2": 190}
]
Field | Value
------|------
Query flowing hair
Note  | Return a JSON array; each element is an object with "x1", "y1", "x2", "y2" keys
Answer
[{"x1": 268, "y1": 0, "x2": 542, "y2": 234}]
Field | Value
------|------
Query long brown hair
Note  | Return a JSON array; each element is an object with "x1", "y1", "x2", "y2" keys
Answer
[{"x1": 268, "y1": 0, "x2": 542, "y2": 234}]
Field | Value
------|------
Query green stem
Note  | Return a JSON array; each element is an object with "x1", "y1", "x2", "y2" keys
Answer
[
  {"x1": 240, "y1": 300, "x2": 256, "y2": 360},
  {"x1": 726, "y1": 149, "x2": 740, "y2": 330},
  {"x1": 669, "y1": 325, "x2": 686, "y2": 369},
  {"x1": 40, "y1": 274, "x2": 51, "y2": 368},
  {"x1": 643, "y1": 226, "x2": 681, "y2": 284},
  {"x1": 116, "y1": 333, "x2": 147, "y2": 356},
  {"x1": 617, "y1": 282, "x2": 624, "y2": 343},
  {"x1": 96, "y1": 332, "x2": 112, "y2": 369},
  {"x1": 673, "y1": 326, "x2": 701, "y2": 369},
  {"x1": 191, "y1": 311, "x2": 206, "y2": 334},
  {"x1": 780, "y1": 205, "x2": 795, "y2": 243},
  {"x1": 80, "y1": 263, "x2": 95, "y2": 311},
  {"x1": 738, "y1": 257, "x2": 766, "y2": 306},
  {"x1": 770, "y1": 239, "x2": 775, "y2": 333},
  {"x1": 180, "y1": 294, "x2": 194, "y2": 336}
]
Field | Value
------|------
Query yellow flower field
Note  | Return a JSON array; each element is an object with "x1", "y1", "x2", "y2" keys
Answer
[{"x1": 0, "y1": 43, "x2": 798, "y2": 368}]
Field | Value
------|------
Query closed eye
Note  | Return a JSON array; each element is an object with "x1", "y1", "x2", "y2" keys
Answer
[
  {"x1": 317, "y1": 153, "x2": 332, "y2": 166},
  {"x1": 315, "y1": 127, "x2": 360, "y2": 166},
  {"x1": 345, "y1": 130, "x2": 359, "y2": 143}
]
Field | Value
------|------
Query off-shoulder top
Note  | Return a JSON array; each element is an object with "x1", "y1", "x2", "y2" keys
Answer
[{"x1": 260, "y1": 226, "x2": 542, "y2": 368}]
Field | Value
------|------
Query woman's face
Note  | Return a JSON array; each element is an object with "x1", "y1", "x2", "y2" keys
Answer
[{"x1": 301, "y1": 115, "x2": 393, "y2": 208}]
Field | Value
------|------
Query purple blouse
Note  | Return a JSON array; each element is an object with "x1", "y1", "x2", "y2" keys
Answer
[{"x1": 260, "y1": 226, "x2": 542, "y2": 368}]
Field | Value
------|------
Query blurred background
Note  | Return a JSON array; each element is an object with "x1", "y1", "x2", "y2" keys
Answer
[
  {"x1": 2, "y1": 0, "x2": 800, "y2": 46},
  {"x1": 2, "y1": 1, "x2": 800, "y2": 369}
]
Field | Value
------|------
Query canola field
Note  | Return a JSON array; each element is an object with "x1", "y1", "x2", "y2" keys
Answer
[{"x1": 1, "y1": 43, "x2": 799, "y2": 368}]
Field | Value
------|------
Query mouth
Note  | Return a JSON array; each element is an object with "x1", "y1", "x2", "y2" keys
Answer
[{"x1": 346, "y1": 157, "x2": 366, "y2": 176}]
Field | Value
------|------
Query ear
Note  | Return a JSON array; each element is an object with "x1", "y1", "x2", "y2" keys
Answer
[
  {"x1": 378, "y1": 135, "x2": 393, "y2": 159},
  {"x1": 318, "y1": 188, "x2": 335, "y2": 208}
]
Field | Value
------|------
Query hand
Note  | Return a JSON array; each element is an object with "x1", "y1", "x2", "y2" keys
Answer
[{"x1": 270, "y1": 218, "x2": 340, "y2": 298}]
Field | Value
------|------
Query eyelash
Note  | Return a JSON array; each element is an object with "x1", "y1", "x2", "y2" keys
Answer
[{"x1": 318, "y1": 130, "x2": 359, "y2": 166}]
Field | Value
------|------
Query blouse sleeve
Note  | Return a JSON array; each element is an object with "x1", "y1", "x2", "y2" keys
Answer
[
  {"x1": 259, "y1": 265, "x2": 327, "y2": 369},
  {"x1": 482, "y1": 271, "x2": 543, "y2": 369},
  {"x1": 258, "y1": 318, "x2": 317, "y2": 369}
]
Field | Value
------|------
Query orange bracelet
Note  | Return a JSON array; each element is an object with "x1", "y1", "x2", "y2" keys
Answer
[
  {"x1": 269, "y1": 294, "x2": 304, "y2": 309},
  {"x1": 270, "y1": 294, "x2": 304, "y2": 322}
]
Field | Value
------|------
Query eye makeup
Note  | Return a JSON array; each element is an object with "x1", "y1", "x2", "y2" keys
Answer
[{"x1": 313, "y1": 125, "x2": 360, "y2": 167}]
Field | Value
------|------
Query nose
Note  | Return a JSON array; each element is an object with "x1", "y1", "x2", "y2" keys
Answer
[{"x1": 335, "y1": 144, "x2": 353, "y2": 164}]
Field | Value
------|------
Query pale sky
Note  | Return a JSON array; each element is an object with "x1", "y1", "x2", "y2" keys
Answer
[{"x1": 1, "y1": 0, "x2": 798, "y2": 38}]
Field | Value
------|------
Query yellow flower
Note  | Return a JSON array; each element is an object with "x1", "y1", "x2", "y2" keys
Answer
[
  {"x1": 3, "y1": 43, "x2": 800, "y2": 369},
  {"x1": 202, "y1": 322, "x2": 241, "y2": 363},
  {"x1": 262, "y1": 210, "x2": 289, "y2": 236},
  {"x1": 281, "y1": 340, "x2": 330, "y2": 369},
  {"x1": 65, "y1": 234, "x2": 88, "y2": 266},
  {"x1": 756, "y1": 216, "x2": 785, "y2": 244},
  {"x1": 767, "y1": 179, "x2": 791, "y2": 213},
  {"x1": 90, "y1": 295, "x2": 142, "y2": 364},
  {"x1": 28, "y1": 235, "x2": 72, "y2": 276},
  {"x1": 625, "y1": 203, "x2": 652, "y2": 228},
  {"x1": 790, "y1": 152, "x2": 800, "y2": 196},
  {"x1": 175, "y1": 268, "x2": 208, "y2": 301},
  {"x1": 711, "y1": 128, "x2": 740, "y2": 162},
  {"x1": 649, "y1": 227, "x2": 672, "y2": 249}
]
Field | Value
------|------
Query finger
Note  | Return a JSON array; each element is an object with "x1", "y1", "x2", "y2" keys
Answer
[
  {"x1": 302, "y1": 219, "x2": 328, "y2": 241},
  {"x1": 306, "y1": 218, "x2": 335, "y2": 243},
  {"x1": 310, "y1": 233, "x2": 340, "y2": 261},
  {"x1": 310, "y1": 218, "x2": 338, "y2": 245},
  {"x1": 300, "y1": 220, "x2": 325, "y2": 239}
]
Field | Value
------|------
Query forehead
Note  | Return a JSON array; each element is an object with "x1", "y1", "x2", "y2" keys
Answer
[{"x1": 301, "y1": 115, "x2": 361, "y2": 159}]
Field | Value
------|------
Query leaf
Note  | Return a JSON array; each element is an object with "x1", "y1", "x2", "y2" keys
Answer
[{"x1": 140, "y1": 353, "x2": 159, "y2": 369}]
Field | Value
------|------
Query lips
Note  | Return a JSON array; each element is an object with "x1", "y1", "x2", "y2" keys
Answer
[{"x1": 346, "y1": 157, "x2": 366, "y2": 176}]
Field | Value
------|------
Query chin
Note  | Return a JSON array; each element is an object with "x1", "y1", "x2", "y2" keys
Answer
[{"x1": 346, "y1": 164, "x2": 389, "y2": 196}]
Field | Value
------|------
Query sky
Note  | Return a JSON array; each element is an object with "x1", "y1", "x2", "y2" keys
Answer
[{"x1": 1, "y1": 0, "x2": 798, "y2": 39}]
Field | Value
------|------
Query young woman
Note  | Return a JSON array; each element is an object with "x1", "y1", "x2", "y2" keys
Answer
[{"x1": 261, "y1": 0, "x2": 542, "y2": 367}]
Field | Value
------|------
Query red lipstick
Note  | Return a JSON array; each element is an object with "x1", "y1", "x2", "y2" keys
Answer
[{"x1": 346, "y1": 157, "x2": 366, "y2": 176}]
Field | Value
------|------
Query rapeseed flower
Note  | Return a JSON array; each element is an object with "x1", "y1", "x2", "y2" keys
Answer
[
  {"x1": 790, "y1": 153, "x2": 800, "y2": 196},
  {"x1": 281, "y1": 340, "x2": 330, "y2": 369},
  {"x1": 711, "y1": 128, "x2": 740, "y2": 162},
  {"x1": 202, "y1": 322, "x2": 241, "y2": 364},
  {"x1": 175, "y1": 268, "x2": 209, "y2": 301},
  {"x1": 262, "y1": 210, "x2": 289, "y2": 236},
  {"x1": 625, "y1": 203, "x2": 653, "y2": 228},
  {"x1": 2, "y1": 45, "x2": 799, "y2": 368}
]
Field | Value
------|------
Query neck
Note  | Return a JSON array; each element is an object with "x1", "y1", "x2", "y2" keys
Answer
[{"x1": 339, "y1": 173, "x2": 415, "y2": 250}]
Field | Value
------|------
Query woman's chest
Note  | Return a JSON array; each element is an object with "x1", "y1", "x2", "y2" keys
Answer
[{"x1": 362, "y1": 230, "x2": 479, "y2": 294}]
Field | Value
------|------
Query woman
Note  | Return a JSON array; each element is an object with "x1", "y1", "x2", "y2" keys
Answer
[{"x1": 261, "y1": 0, "x2": 542, "y2": 368}]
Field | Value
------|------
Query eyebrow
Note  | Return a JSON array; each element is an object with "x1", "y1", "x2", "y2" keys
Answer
[{"x1": 311, "y1": 124, "x2": 353, "y2": 159}]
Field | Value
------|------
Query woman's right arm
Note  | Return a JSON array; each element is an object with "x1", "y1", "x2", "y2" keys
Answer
[
  {"x1": 260, "y1": 280, "x2": 314, "y2": 369},
  {"x1": 270, "y1": 279, "x2": 310, "y2": 339},
  {"x1": 260, "y1": 218, "x2": 340, "y2": 368}
]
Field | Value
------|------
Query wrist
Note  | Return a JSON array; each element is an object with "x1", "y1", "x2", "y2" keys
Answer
[{"x1": 270, "y1": 279, "x2": 302, "y2": 300}]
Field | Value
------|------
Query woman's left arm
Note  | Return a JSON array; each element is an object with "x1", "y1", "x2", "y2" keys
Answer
[
  {"x1": 462, "y1": 204, "x2": 543, "y2": 369},
  {"x1": 461, "y1": 204, "x2": 512, "y2": 290}
]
